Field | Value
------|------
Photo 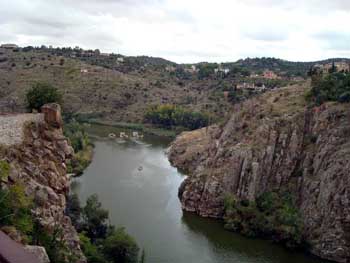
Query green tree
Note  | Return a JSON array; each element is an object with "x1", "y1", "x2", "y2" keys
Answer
[
  {"x1": 82, "y1": 194, "x2": 109, "y2": 240},
  {"x1": 79, "y1": 233, "x2": 107, "y2": 263},
  {"x1": 26, "y1": 82, "x2": 62, "y2": 111},
  {"x1": 66, "y1": 193, "x2": 82, "y2": 229},
  {"x1": 103, "y1": 227, "x2": 139, "y2": 263},
  {"x1": 307, "y1": 72, "x2": 350, "y2": 105}
]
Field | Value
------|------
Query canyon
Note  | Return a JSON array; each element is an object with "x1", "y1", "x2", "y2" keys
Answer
[{"x1": 169, "y1": 83, "x2": 350, "y2": 263}]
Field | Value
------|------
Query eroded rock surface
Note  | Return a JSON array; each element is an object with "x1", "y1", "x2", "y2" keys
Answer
[
  {"x1": 169, "y1": 85, "x2": 350, "y2": 263},
  {"x1": 0, "y1": 104, "x2": 86, "y2": 262}
]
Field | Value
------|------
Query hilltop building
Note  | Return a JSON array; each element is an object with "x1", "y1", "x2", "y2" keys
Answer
[
  {"x1": 214, "y1": 67, "x2": 230, "y2": 75},
  {"x1": 1, "y1": 44, "x2": 18, "y2": 49},
  {"x1": 262, "y1": 70, "x2": 279, "y2": 79},
  {"x1": 313, "y1": 62, "x2": 350, "y2": 74}
]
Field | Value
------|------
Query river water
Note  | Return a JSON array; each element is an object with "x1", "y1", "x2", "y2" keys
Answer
[{"x1": 72, "y1": 124, "x2": 329, "y2": 263}]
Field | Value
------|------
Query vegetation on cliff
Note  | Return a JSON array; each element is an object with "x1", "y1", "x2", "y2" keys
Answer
[
  {"x1": 0, "y1": 180, "x2": 79, "y2": 262},
  {"x1": 0, "y1": 183, "x2": 33, "y2": 241},
  {"x1": 224, "y1": 191, "x2": 303, "y2": 248},
  {"x1": 0, "y1": 160, "x2": 10, "y2": 181},
  {"x1": 63, "y1": 120, "x2": 93, "y2": 176},
  {"x1": 67, "y1": 193, "x2": 140, "y2": 263}
]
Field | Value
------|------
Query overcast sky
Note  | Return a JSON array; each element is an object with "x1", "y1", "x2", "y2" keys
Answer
[{"x1": 0, "y1": 0, "x2": 349, "y2": 63}]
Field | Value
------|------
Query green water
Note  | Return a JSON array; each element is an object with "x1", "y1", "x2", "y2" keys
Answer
[{"x1": 72, "y1": 124, "x2": 329, "y2": 263}]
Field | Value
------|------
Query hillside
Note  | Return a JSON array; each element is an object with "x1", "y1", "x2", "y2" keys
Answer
[
  {"x1": 0, "y1": 47, "x2": 232, "y2": 123},
  {"x1": 1, "y1": 46, "x2": 348, "y2": 128},
  {"x1": 168, "y1": 82, "x2": 350, "y2": 262}
]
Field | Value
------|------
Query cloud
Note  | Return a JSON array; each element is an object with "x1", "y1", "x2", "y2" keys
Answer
[
  {"x1": 0, "y1": 0, "x2": 349, "y2": 63},
  {"x1": 314, "y1": 31, "x2": 350, "y2": 51}
]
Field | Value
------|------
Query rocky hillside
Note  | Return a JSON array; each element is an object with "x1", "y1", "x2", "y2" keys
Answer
[
  {"x1": 168, "y1": 83, "x2": 350, "y2": 262},
  {"x1": 0, "y1": 104, "x2": 85, "y2": 262}
]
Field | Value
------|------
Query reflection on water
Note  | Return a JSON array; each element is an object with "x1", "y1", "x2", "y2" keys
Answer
[{"x1": 72, "y1": 124, "x2": 328, "y2": 263}]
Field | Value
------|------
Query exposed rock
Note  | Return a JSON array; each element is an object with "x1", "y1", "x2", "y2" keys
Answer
[
  {"x1": 1, "y1": 226, "x2": 24, "y2": 243},
  {"x1": 25, "y1": 246, "x2": 50, "y2": 263},
  {"x1": 41, "y1": 103, "x2": 63, "y2": 128},
  {"x1": 0, "y1": 105, "x2": 86, "y2": 262},
  {"x1": 169, "y1": 85, "x2": 350, "y2": 263}
]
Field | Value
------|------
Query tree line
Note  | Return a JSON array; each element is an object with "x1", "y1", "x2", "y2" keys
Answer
[{"x1": 144, "y1": 104, "x2": 210, "y2": 130}]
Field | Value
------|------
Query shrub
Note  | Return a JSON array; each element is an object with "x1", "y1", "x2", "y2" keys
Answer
[
  {"x1": 26, "y1": 82, "x2": 62, "y2": 111},
  {"x1": 64, "y1": 120, "x2": 92, "y2": 175},
  {"x1": 79, "y1": 233, "x2": 107, "y2": 263},
  {"x1": 224, "y1": 191, "x2": 303, "y2": 248},
  {"x1": 0, "y1": 183, "x2": 33, "y2": 239},
  {"x1": 103, "y1": 227, "x2": 139, "y2": 263},
  {"x1": 64, "y1": 121, "x2": 90, "y2": 153},
  {"x1": 0, "y1": 160, "x2": 10, "y2": 181},
  {"x1": 32, "y1": 221, "x2": 79, "y2": 263}
]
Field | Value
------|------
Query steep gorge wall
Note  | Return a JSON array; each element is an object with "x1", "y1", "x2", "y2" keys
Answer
[
  {"x1": 0, "y1": 105, "x2": 86, "y2": 262},
  {"x1": 169, "y1": 85, "x2": 350, "y2": 263}
]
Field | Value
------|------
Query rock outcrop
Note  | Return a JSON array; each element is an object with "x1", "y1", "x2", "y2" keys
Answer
[
  {"x1": 169, "y1": 84, "x2": 350, "y2": 263},
  {"x1": 0, "y1": 104, "x2": 86, "y2": 262}
]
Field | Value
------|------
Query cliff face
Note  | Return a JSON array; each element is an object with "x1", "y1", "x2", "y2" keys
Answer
[
  {"x1": 169, "y1": 84, "x2": 350, "y2": 263},
  {"x1": 0, "y1": 105, "x2": 86, "y2": 262}
]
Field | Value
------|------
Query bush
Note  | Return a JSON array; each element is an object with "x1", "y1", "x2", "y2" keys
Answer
[
  {"x1": 79, "y1": 233, "x2": 107, "y2": 263},
  {"x1": 0, "y1": 160, "x2": 10, "y2": 181},
  {"x1": 0, "y1": 183, "x2": 33, "y2": 239},
  {"x1": 64, "y1": 120, "x2": 92, "y2": 176},
  {"x1": 64, "y1": 121, "x2": 90, "y2": 153},
  {"x1": 103, "y1": 228, "x2": 139, "y2": 263},
  {"x1": 32, "y1": 221, "x2": 79, "y2": 263},
  {"x1": 224, "y1": 191, "x2": 303, "y2": 248},
  {"x1": 26, "y1": 82, "x2": 62, "y2": 111},
  {"x1": 66, "y1": 194, "x2": 141, "y2": 263}
]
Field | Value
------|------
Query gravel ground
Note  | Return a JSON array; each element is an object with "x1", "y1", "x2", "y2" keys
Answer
[{"x1": 0, "y1": 113, "x2": 43, "y2": 146}]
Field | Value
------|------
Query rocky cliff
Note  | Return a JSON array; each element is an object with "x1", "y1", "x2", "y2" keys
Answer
[
  {"x1": 0, "y1": 104, "x2": 86, "y2": 262},
  {"x1": 169, "y1": 84, "x2": 350, "y2": 263}
]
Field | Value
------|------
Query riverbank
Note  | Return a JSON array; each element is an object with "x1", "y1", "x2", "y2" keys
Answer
[
  {"x1": 80, "y1": 119, "x2": 179, "y2": 138},
  {"x1": 72, "y1": 127, "x2": 328, "y2": 263}
]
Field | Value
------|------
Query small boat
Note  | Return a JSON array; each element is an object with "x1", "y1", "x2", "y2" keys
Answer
[
  {"x1": 120, "y1": 132, "x2": 129, "y2": 138},
  {"x1": 108, "y1": 133, "x2": 116, "y2": 138}
]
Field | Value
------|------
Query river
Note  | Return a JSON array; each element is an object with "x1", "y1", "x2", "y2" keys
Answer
[{"x1": 72, "y1": 124, "x2": 329, "y2": 263}]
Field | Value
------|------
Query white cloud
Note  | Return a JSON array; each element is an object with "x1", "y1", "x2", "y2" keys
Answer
[{"x1": 0, "y1": 0, "x2": 349, "y2": 63}]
